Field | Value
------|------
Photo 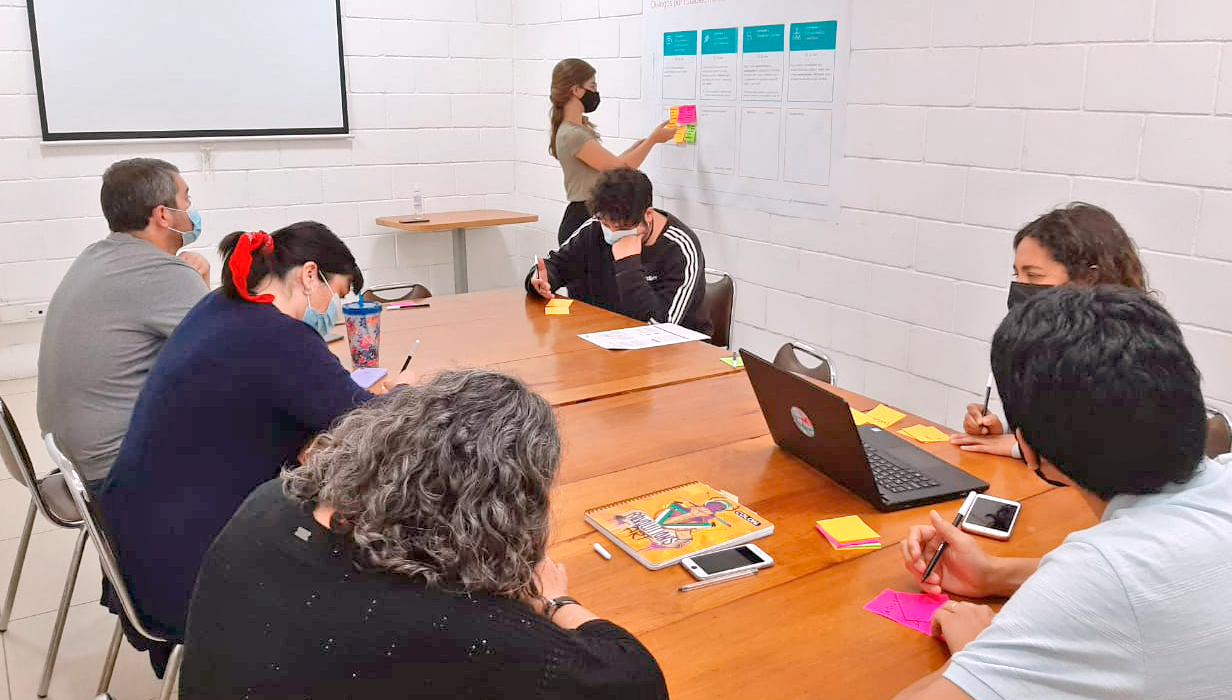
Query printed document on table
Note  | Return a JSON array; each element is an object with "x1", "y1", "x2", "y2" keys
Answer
[{"x1": 578, "y1": 323, "x2": 710, "y2": 350}]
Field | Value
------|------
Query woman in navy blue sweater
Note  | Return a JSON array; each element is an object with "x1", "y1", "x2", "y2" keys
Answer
[{"x1": 98, "y1": 222, "x2": 415, "y2": 674}]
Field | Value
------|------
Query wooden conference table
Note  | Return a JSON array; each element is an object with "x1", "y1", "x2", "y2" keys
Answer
[{"x1": 330, "y1": 290, "x2": 1098, "y2": 699}]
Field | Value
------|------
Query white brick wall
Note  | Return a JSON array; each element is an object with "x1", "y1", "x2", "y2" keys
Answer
[
  {"x1": 4, "y1": 2, "x2": 1232, "y2": 421},
  {"x1": 509, "y1": 1, "x2": 1232, "y2": 423},
  {"x1": 0, "y1": 1, "x2": 517, "y2": 316}
]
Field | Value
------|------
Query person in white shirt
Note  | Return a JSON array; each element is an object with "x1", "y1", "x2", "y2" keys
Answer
[{"x1": 895, "y1": 285, "x2": 1231, "y2": 700}]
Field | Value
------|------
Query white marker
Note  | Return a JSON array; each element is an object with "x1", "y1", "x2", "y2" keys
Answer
[{"x1": 592, "y1": 542, "x2": 612, "y2": 560}]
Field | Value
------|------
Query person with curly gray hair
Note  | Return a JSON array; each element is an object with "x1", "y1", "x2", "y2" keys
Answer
[{"x1": 180, "y1": 369, "x2": 668, "y2": 699}]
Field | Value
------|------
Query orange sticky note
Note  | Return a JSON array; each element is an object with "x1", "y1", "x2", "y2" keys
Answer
[
  {"x1": 863, "y1": 404, "x2": 906, "y2": 429},
  {"x1": 673, "y1": 125, "x2": 686, "y2": 143},
  {"x1": 545, "y1": 307, "x2": 570, "y2": 315},
  {"x1": 851, "y1": 408, "x2": 871, "y2": 425},
  {"x1": 546, "y1": 298, "x2": 574, "y2": 308},
  {"x1": 899, "y1": 424, "x2": 950, "y2": 443},
  {"x1": 669, "y1": 105, "x2": 680, "y2": 124}
]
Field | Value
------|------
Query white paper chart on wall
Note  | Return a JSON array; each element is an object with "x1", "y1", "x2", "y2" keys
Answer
[{"x1": 642, "y1": 0, "x2": 850, "y2": 220}]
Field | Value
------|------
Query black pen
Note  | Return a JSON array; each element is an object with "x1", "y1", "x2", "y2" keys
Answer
[
  {"x1": 921, "y1": 492, "x2": 977, "y2": 583},
  {"x1": 980, "y1": 372, "x2": 994, "y2": 417},
  {"x1": 399, "y1": 339, "x2": 421, "y2": 373}
]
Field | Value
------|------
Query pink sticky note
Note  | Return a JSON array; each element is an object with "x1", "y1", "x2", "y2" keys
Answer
[
  {"x1": 895, "y1": 590, "x2": 950, "y2": 624},
  {"x1": 863, "y1": 588, "x2": 948, "y2": 636},
  {"x1": 677, "y1": 105, "x2": 697, "y2": 124}
]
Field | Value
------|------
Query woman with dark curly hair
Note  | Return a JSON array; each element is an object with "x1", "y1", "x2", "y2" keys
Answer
[
  {"x1": 181, "y1": 369, "x2": 668, "y2": 699},
  {"x1": 950, "y1": 202, "x2": 1149, "y2": 458}
]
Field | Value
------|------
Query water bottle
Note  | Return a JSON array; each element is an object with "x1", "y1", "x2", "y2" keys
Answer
[{"x1": 412, "y1": 185, "x2": 424, "y2": 216}]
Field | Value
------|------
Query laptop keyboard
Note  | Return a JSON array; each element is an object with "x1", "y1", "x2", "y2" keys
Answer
[{"x1": 864, "y1": 445, "x2": 940, "y2": 493}]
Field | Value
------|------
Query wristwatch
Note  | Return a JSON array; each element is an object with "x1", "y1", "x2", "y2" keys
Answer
[{"x1": 543, "y1": 595, "x2": 580, "y2": 620}]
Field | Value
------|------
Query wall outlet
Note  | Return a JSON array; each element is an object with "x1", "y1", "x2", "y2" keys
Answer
[{"x1": 23, "y1": 303, "x2": 49, "y2": 319}]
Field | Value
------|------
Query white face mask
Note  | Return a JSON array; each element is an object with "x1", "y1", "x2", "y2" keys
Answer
[{"x1": 601, "y1": 222, "x2": 642, "y2": 246}]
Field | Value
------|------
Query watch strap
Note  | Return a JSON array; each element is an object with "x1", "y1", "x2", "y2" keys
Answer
[{"x1": 544, "y1": 595, "x2": 580, "y2": 619}]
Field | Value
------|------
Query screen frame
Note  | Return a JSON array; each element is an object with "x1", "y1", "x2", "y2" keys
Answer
[
  {"x1": 960, "y1": 494, "x2": 1021, "y2": 539},
  {"x1": 24, "y1": 0, "x2": 350, "y2": 142},
  {"x1": 682, "y1": 543, "x2": 774, "y2": 579}
]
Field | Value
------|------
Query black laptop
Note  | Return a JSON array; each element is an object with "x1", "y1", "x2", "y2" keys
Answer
[{"x1": 741, "y1": 350, "x2": 988, "y2": 511}]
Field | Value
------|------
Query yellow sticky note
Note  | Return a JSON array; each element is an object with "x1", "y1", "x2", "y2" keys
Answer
[
  {"x1": 851, "y1": 408, "x2": 871, "y2": 425},
  {"x1": 670, "y1": 105, "x2": 680, "y2": 124},
  {"x1": 674, "y1": 125, "x2": 687, "y2": 143},
  {"x1": 899, "y1": 424, "x2": 950, "y2": 443},
  {"x1": 546, "y1": 298, "x2": 574, "y2": 308},
  {"x1": 545, "y1": 307, "x2": 570, "y2": 315},
  {"x1": 816, "y1": 515, "x2": 880, "y2": 543},
  {"x1": 864, "y1": 404, "x2": 906, "y2": 429}
]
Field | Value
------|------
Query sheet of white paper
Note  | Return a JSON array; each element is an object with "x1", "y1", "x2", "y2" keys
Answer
[
  {"x1": 741, "y1": 51, "x2": 785, "y2": 101},
  {"x1": 578, "y1": 323, "x2": 709, "y2": 351},
  {"x1": 784, "y1": 109, "x2": 832, "y2": 186},
  {"x1": 739, "y1": 108, "x2": 782, "y2": 180},
  {"x1": 788, "y1": 45, "x2": 836, "y2": 102},
  {"x1": 698, "y1": 105, "x2": 737, "y2": 175},
  {"x1": 663, "y1": 55, "x2": 698, "y2": 100},
  {"x1": 701, "y1": 52, "x2": 737, "y2": 100}
]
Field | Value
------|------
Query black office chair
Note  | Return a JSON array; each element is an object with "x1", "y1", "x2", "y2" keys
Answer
[
  {"x1": 1207, "y1": 408, "x2": 1231, "y2": 458},
  {"x1": 362, "y1": 282, "x2": 432, "y2": 304},
  {"x1": 701, "y1": 268, "x2": 734, "y2": 349},
  {"x1": 773, "y1": 342, "x2": 838, "y2": 385}
]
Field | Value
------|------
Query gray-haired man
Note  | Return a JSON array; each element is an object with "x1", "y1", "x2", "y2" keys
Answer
[{"x1": 38, "y1": 158, "x2": 210, "y2": 486}]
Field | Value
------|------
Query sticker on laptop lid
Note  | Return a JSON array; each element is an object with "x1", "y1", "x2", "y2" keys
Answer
[{"x1": 790, "y1": 406, "x2": 816, "y2": 438}]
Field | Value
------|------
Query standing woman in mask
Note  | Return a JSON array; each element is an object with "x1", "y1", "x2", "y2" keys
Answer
[
  {"x1": 550, "y1": 58, "x2": 677, "y2": 244},
  {"x1": 951, "y1": 202, "x2": 1149, "y2": 457},
  {"x1": 96, "y1": 221, "x2": 416, "y2": 675}
]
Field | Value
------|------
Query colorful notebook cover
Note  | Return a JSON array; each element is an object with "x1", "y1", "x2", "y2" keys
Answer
[{"x1": 584, "y1": 482, "x2": 775, "y2": 570}]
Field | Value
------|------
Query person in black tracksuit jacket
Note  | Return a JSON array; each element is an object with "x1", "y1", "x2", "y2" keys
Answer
[{"x1": 525, "y1": 167, "x2": 711, "y2": 336}]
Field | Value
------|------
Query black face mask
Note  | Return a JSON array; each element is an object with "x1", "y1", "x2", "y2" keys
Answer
[
  {"x1": 580, "y1": 89, "x2": 601, "y2": 113},
  {"x1": 1007, "y1": 281, "x2": 1052, "y2": 310}
]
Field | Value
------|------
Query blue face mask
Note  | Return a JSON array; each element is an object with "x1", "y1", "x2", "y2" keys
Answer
[
  {"x1": 601, "y1": 221, "x2": 644, "y2": 246},
  {"x1": 167, "y1": 207, "x2": 203, "y2": 246},
  {"x1": 302, "y1": 270, "x2": 342, "y2": 338}
]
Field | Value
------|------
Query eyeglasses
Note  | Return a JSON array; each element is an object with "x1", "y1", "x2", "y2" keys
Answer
[{"x1": 1033, "y1": 466, "x2": 1069, "y2": 488}]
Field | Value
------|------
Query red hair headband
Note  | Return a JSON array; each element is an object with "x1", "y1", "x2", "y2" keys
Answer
[{"x1": 228, "y1": 231, "x2": 275, "y2": 303}]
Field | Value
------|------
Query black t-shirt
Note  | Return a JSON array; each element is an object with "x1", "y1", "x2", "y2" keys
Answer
[
  {"x1": 527, "y1": 209, "x2": 712, "y2": 335},
  {"x1": 181, "y1": 480, "x2": 669, "y2": 699}
]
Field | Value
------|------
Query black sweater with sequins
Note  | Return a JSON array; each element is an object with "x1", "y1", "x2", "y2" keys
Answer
[{"x1": 181, "y1": 479, "x2": 669, "y2": 699}]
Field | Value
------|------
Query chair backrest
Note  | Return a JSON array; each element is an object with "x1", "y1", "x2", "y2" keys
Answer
[
  {"x1": 362, "y1": 283, "x2": 432, "y2": 304},
  {"x1": 1208, "y1": 408, "x2": 1231, "y2": 459},
  {"x1": 702, "y1": 268, "x2": 734, "y2": 349},
  {"x1": 46, "y1": 433, "x2": 172, "y2": 644},
  {"x1": 0, "y1": 395, "x2": 34, "y2": 485},
  {"x1": 773, "y1": 342, "x2": 837, "y2": 386}
]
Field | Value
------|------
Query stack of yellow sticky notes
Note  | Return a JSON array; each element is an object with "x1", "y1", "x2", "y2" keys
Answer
[
  {"x1": 816, "y1": 515, "x2": 881, "y2": 550},
  {"x1": 850, "y1": 404, "x2": 906, "y2": 429},
  {"x1": 898, "y1": 424, "x2": 951, "y2": 443},
  {"x1": 545, "y1": 298, "x2": 573, "y2": 315}
]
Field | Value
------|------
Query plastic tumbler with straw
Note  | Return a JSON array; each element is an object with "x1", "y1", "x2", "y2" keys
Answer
[{"x1": 342, "y1": 300, "x2": 382, "y2": 368}]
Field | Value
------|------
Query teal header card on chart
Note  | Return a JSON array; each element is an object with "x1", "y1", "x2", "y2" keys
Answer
[
  {"x1": 702, "y1": 27, "x2": 738, "y2": 55},
  {"x1": 791, "y1": 21, "x2": 838, "y2": 51},
  {"x1": 743, "y1": 24, "x2": 785, "y2": 53},
  {"x1": 663, "y1": 30, "x2": 698, "y2": 56}
]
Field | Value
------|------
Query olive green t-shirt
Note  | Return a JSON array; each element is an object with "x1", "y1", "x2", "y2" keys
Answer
[{"x1": 555, "y1": 122, "x2": 601, "y2": 203}]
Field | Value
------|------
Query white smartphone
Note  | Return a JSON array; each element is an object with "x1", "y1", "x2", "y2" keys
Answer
[
  {"x1": 960, "y1": 493, "x2": 1022, "y2": 540},
  {"x1": 681, "y1": 543, "x2": 774, "y2": 580}
]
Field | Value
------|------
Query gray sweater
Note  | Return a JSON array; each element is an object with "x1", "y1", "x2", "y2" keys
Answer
[{"x1": 37, "y1": 232, "x2": 206, "y2": 483}]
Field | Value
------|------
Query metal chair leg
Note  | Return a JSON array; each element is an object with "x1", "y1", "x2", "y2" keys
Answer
[
  {"x1": 157, "y1": 644, "x2": 184, "y2": 700},
  {"x1": 37, "y1": 527, "x2": 87, "y2": 698},
  {"x1": 97, "y1": 617, "x2": 123, "y2": 696},
  {"x1": 0, "y1": 499, "x2": 36, "y2": 631}
]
